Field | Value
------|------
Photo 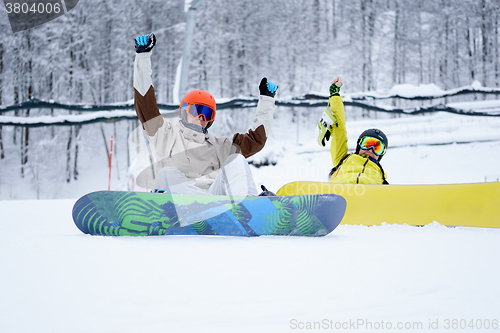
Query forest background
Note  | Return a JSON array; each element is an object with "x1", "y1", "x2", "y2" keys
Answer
[{"x1": 0, "y1": 0, "x2": 499, "y2": 198}]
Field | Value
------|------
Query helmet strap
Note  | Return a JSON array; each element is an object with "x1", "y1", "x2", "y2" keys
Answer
[{"x1": 365, "y1": 154, "x2": 380, "y2": 164}]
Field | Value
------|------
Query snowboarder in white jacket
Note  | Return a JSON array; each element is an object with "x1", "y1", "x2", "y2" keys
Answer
[{"x1": 131, "y1": 33, "x2": 278, "y2": 196}]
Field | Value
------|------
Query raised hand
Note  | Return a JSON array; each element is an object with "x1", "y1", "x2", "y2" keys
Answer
[
  {"x1": 135, "y1": 33, "x2": 156, "y2": 53},
  {"x1": 259, "y1": 77, "x2": 278, "y2": 98},
  {"x1": 330, "y1": 76, "x2": 343, "y2": 97}
]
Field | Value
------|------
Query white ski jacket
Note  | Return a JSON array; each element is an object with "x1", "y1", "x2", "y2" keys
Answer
[{"x1": 130, "y1": 51, "x2": 275, "y2": 190}]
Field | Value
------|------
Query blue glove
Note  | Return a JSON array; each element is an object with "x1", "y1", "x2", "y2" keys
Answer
[
  {"x1": 135, "y1": 33, "x2": 156, "y2": 53},
  {"x1": 259, "y1": 77, "x2": 278, "y2": 97},
  {"x1": 267, "y1": 81, "x2": 278, "y2": 94}
]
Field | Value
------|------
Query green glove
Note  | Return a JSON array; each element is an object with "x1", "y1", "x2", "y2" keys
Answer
[
  {"x1": 329, "y1": 80, "x2": 342, "y2": 97},
  {"x1": 317, "y1": 103, "x2": 337, "y2": 147}
]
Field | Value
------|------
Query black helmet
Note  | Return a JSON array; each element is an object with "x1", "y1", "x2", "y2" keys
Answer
[{"x1": 356, "y1": 128, "x2": 388, "y2": 160}]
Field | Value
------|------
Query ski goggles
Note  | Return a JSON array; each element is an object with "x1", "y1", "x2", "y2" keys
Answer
[
  {"x1": 181, "y1": 102, "x2": 216, "y2": 122},
  {"x1": 359, "y1": 136, "x2": 386, "y2": 156}
]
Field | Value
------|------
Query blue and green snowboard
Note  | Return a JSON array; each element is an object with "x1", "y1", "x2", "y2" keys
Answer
[{"x1": 72, "y1": 191, "x2": 346, "y2": 237}]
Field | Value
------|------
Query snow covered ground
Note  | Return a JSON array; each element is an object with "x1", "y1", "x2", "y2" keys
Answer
[
  {"x1": 1, "y1": 200, "x2": 499, "y2": 333},
  {"x1": 1, "y1": 106, "x2": 500, "y2": 332}
]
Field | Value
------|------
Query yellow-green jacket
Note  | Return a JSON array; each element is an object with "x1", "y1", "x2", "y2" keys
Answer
[{"x1": 328, "y1": 95, "x2": 388, "y2": 185}]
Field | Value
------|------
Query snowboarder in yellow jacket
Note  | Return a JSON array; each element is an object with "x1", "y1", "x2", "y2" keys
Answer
[{"x1": 317, "y1": 77, "x2": 389, "y2": 185}]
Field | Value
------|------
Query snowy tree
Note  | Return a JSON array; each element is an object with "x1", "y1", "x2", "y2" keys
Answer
[{"x1": 1, "y1": 0, "x2": 500, "y2": 194}]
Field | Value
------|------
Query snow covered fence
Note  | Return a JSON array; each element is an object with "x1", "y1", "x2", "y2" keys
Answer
[
  {"x1": 2, "y1": 82, "x2": 500, "y2": 127},
  {"x1": 304, "y1": 81, "x2": 500, "y2": 101}
]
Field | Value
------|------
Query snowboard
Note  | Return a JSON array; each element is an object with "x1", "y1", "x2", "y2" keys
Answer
[
  {"x1": 72, "y1": 191, "x2": 346, "y2": 236},
  {"x1": 276, "y1": 181, "x2": 500, "y2": 228}
]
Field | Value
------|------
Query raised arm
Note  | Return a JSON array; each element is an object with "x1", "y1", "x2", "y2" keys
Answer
[
  {"x1": 317, "y1": 76, "x2": 348, "y2": 166},
  {"x1": 133, "y1": 33, "x2": 164, "y2": 136},
  {"x1": 232, "y1": 78, "x2": 278, "y2": 158}
]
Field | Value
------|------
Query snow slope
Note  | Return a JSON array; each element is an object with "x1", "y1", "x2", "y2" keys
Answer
[
  {"x1": 1, "y1": 89, "x2": 500, "y2": 331},
  {"x1": 1, "y1": 199, "x2": 499, "y2": 333}
]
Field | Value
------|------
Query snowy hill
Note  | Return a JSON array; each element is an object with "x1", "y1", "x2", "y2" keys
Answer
[
  {"x1": 1, "y1": 199, "x2": 499, "y2": 333},
  {"x1": 1, "y1": 85, "x2": 500, "y2": 332},
  {"x1": 2, "y1": 0, "x2": 500, "y2": 328},
  {"x1": 2, "y1": 109, "x2": 500, "y2": 332}
]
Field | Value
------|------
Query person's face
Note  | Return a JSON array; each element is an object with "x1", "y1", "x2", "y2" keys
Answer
[
  {"x1": 359, "y1": 148, "x2": 380, "y2": 161},
  {"x1": 187, "y1": 114, "x2": 208, "y2": 128}
]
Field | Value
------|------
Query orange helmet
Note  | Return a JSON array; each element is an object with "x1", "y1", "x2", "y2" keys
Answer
[{"x1": 179, "y1": 90, "x2": 217, "y2": 129}]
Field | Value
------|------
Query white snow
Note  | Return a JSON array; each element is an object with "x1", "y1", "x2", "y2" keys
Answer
[
  {"x1": 388, "y1": 83, "x2": 445, "y2": 97},
  {"x1": 345, "y1": 81, "x2": 500, "y2": 100},
  {"x1": 1, "y1": 200, "x2": 499, "y2": 333},
  {"x1": 1, "y1": 87, "x2": 500, "y2": 332}
]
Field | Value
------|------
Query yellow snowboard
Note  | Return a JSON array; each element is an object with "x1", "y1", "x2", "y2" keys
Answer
[{"x1": 277, "y1": 182, "x2": 500, "y2": 228}]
